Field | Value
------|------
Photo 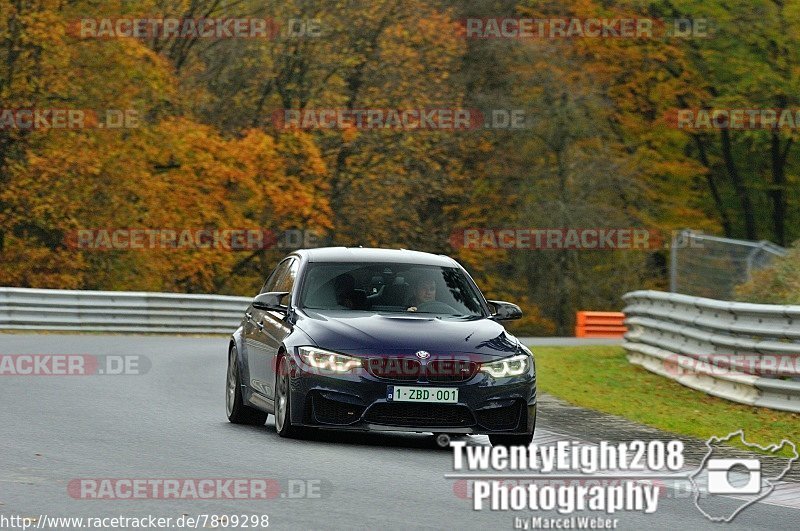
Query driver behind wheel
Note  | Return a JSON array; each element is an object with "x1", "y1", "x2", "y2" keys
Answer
[{"x1": 407, "y1": 274, "x2": 436, "y2": 311}]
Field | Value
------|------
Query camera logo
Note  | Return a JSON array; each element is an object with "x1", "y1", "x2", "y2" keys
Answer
[
  {"x1": 689, "y1": 430, "x2": 797, "y2": 523},
  {"x1": 706, "y1": 458, "x2": 761, "y2": 494}
]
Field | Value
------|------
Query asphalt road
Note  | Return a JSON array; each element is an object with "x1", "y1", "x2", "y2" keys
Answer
[{"x1": 0, "y1": 334, "x2": 797, "y2": 530}]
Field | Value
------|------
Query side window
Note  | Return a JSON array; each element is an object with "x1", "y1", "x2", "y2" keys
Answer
[
  {"x1": 260, "y1": 258, "x2": 292, "y2": 294},
  {"x1": 273, "y1": 258, "x2": 299, "y2": 294}
]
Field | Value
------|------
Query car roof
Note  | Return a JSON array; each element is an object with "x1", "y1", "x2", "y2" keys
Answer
[{"x1": 296, "y1": 247, "x2": 458, "y2": 267}]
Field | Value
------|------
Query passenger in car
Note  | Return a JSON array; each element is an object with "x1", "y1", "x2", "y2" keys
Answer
[
  {"x1": 333, "y1": 274, "x2": 357, "y2": 309},
  {"x1": 334, "y1": 273, "x2": 369, "y2": 310}
]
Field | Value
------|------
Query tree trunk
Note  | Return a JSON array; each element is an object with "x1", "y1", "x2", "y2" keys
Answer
[
  {"x1": 719, "y1": 129, "x2": 757, "y2": 239},
  {"x1": 554, "y1": 144, "x2": 571, "y2": 335},
  {"x1": 693, "y1": 135, "x2": 733, "y2": 236},
  {"x1": 769, "y1": 131, "x2": 791, "y2": 246}
]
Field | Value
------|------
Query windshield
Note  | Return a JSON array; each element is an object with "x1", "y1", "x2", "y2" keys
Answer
[{"x1": 299, "y1": 262, "x2": 486, "y2": 317}]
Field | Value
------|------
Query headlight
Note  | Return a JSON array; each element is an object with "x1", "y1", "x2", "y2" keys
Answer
[
  {"x1": 298, "y1": 346, "x2": 362, "y2": 372},
  {"x1": 480, "y1": 353, "x2": 530, "y2": 378}
]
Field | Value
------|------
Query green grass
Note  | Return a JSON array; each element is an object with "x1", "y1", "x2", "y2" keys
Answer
[{"x1": 532, "y1": 345, "x2": 800, "y2": 454}]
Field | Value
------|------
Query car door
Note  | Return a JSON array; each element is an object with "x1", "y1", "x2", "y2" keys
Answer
[
  {"x1": 248, "y1": 257, "x2": 298, "y2": 403},
  {"x1": 245, "y1": 258, "x2": 292, "y2": 399}
]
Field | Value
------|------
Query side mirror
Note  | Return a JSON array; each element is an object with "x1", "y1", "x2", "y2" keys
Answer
[
  {"x1": 487, "y1": 300, "x2": 523, "y2": 321},
  {"x1": 253, "y1": 291, "x2": 290, "y2": 312}
]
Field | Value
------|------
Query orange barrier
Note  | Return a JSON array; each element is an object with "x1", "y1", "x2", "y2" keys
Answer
[{"x1": 575, "y1": 311, "x2": 626, "y2": 338}]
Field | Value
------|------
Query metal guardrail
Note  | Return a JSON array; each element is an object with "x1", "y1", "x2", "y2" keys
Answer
[
  {"x1": 622, "y1": 290, "x2": 800, "y2": 413},
  {"x1": 0, "y1": 287, "x2": 250, "y2": 334}
]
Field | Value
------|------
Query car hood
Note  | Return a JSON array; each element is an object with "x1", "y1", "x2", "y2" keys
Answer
[{"x1": 295, "y1": 310, "x2": 520, "y2": 359}]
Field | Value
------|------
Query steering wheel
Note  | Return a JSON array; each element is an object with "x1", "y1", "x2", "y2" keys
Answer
[{"x1": 414, "y1": 301, "x2": 458, "y2": 314}]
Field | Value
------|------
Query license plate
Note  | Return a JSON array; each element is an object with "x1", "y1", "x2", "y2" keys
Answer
[{"x1": 388, "y1": 386, "x2": 458, "y2": 403}]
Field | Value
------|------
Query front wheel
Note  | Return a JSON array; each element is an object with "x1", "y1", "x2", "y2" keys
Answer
[
  {"x1": 489, "y1": 433, "x2": 534, "y2": 447},
  {"x1": 274, "y1": 354, "x2": 302, "y2": 438},
  {"x1": 226, "y1": 346, "x2": 268, "y2": 425}
]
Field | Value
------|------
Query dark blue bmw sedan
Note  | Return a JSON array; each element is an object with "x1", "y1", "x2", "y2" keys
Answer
[{"x1": 226, "y1": 247, "x2": 536, "y2": 447}]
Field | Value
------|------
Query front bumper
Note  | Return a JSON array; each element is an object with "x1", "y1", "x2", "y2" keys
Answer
[{"x1": 287, "y1": 351, "x2": 536, "y2": 435}]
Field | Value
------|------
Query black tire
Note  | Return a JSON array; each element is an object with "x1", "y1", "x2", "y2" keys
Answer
[
  {"x1": 226, "y1": 345, "x2": 268, "y2": 425},
  {"x1": 274, "y1": 354, "x2": 302, "y2": 438},
  {"x1": 489, "y1": 432, "x2": 534, "y2": 447}
]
